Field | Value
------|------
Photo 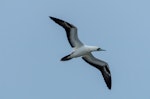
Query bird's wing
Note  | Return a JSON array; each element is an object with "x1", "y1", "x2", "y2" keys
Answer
[
  {"x1": 82, "y1": 53, "x2": 111, "y2": 89},
  {"x1": 50, "y1": 16, "x2": 83, "y2": 48}
]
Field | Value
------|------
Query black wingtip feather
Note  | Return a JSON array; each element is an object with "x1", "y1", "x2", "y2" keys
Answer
[
  {"x1": 49, "y1": 16, "x2": 52, "y2": 19},
  {"x1": 49, "y1": 16, "x2": 68, "y2": 28},
  {"x1": 104, "y1": 74, "x2": 111, "y2": 90},
  {"x1": 101, "y1": 66, "x2": 112, "y2": 90},
  {"x1": 49, "y1": 16, "x2": 61, "y2": 22},
  {"x1": 49, "y1": 16, "x2": 56, "y2": 19},
  {"x1": 49, "y1": 16, "x2": 74, "y2": 28},
  {"x1": 49, "y1": 16, "x2": 55, "y2": 20}
]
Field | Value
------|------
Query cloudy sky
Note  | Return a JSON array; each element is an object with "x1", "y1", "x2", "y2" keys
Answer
[{"x1": 0, "y1": 0, "x2": 150, "y2": 99}]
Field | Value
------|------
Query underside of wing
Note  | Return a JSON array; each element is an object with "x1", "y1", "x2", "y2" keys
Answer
[
  {"x1": 50, "y1": 16, "x2": 83, "y2": 48},
  {"x1": 82, "y1": 53, "x2": 111, "y2": 89}
]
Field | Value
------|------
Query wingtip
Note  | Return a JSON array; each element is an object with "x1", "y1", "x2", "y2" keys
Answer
[
  {"x1": 49, "y1": 16, "x2": 54, "y2": 20},
  {"x1": 106, "y1": 73, "x2": 112, "y2": 90},
  {"x1": 105, "y1": 77, "x2": 111, "y2": 90},
  {"x1": 104, "y1": 75, "x2": 111, "y2": 90},
  {"x1": 101, "y1": 65, "x2": 112, "y2": 90},
  {"x1": 108, "y1": 82, "x2": 111, "y2": 90},
  {"x1": 49, "y1": 16, "x2": 62, "y2": 23}
]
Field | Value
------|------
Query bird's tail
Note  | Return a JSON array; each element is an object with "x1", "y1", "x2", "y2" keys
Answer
[{"x1": 61, "y1": 54, "x2": 72, "y2": 61}]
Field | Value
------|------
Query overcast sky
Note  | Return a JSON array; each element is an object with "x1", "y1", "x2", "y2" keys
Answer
[{"x1": 0, "y1": 0, "x2": 150, "y2": 99}]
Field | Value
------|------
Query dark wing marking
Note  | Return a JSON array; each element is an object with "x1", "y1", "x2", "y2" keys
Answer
[
  {"x1": 82, "y1": 53, "x2": 111, "y2": 89},
  {"x1": 50, "y1": 16, "x2": 83, "y2": 48}
]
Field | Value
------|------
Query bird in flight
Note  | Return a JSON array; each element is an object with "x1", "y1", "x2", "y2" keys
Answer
[{"x1": 49, "y1": 16, "x2": 112, "y2": 90}]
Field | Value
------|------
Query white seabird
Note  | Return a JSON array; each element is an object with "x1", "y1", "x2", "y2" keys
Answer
[{"x1": 50, "y1": 16, "x2": 112, "y2": 89}]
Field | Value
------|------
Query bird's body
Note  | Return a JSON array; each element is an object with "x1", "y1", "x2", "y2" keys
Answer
[
  {"x1": 50, "y1": 16, "x2": 112, "y2": 90},
  {"x1": 70, "y1": 45, "x2": 99, "y2": 58}
]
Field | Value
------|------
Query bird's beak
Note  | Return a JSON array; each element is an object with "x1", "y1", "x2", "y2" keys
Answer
[{"x1": 100, "y1": 48, "x2": 106, "y2": 51}]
